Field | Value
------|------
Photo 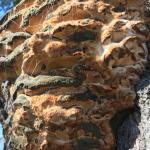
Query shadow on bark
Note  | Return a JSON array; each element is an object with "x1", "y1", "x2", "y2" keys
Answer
[{"x1": 110, "y1": 108, "x2": 141, "y2": 150}]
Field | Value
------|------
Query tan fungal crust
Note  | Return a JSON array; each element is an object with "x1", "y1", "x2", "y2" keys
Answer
[{"x1": 0, "y1": 0, "x2": 149, "y2": 150}]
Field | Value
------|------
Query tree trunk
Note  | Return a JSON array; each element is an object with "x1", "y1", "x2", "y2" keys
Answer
[{"x1": 0, "y1": 0, "x2": 149, "y2": 149}]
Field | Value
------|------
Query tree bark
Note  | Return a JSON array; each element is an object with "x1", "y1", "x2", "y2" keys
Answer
[{"x1": 0, "y1": 0, "x2": 149, "y2": 150}]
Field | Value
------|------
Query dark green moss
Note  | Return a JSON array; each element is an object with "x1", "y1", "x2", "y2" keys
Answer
[
  {"x1": 21, "y1": 8, "x2": 39, "y2": 27},
  {"x1": 21, "y1": 0, "x2": 59, "y2": 27},
  {"x1": 15, "y1": 74, "x2": 84, "y2": 90},
  {"x1": 69, "y1": 30, "x2": 97, "y2": 42},
  {"x1": 0, "y1": 32, "x2": 31, "y2": 45},
  {"x1": 47, "y1": 0, "x2": 58, "y2": 5}
]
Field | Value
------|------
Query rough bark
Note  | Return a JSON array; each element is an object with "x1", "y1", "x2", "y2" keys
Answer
[{"x1": 0, "y1": 0, "x2": 149, "y2": 150}]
